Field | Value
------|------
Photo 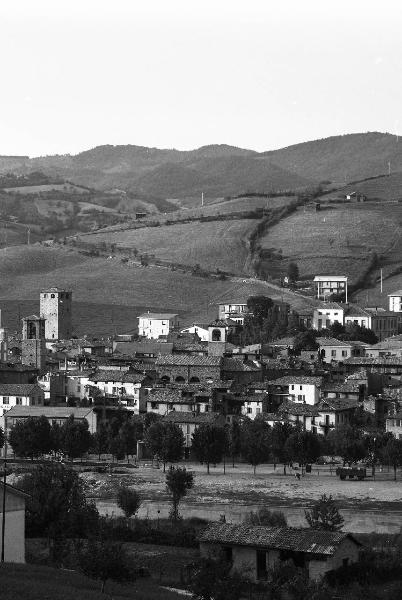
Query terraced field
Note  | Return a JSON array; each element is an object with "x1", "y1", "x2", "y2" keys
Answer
[
  {"x1": 79, "y1": 219, "x2": 257, "y2": 275},
  {"x1": 260, "y1": 202, "x2": 402, "y2": 284}
]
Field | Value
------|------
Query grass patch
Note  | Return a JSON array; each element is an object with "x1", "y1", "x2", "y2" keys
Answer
[{"x1": 0, "y1": 562, "x2": 183, "y2": 600}]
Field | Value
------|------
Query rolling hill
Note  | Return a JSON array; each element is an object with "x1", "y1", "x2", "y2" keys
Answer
[
  {"x1": 261, "y1": 132, "x2": 402, "y2": 184},
  {"x1": 5, "y1": 132, "x2": 402, "y2": 200}
]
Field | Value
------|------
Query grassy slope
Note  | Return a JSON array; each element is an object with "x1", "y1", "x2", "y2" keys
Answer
[
  {"x1": 323, "y1": 172, "x2": 402, "y2": 201},
  {"x1": 0, "y1": 563, "x2": 182, "y2": 600},
  {"x1": 259, "y1": 203, "x2": 402, "y2": 283},
  {"x1": 262, "y1": 132, "x2": 402, "y2": 183},
  {"x1": 79, "y1": 220, "x2": 256, "y2": 275},
  {"x1": 0, "y1": 244, "x2": 313, "y2": 336}
]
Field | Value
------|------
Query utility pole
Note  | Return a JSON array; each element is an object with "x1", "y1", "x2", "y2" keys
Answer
[
  {"x1": 27, "y1": 227, "x2": 31, "y2": 245},
  {"x1": 380, "y1": 269, "x2": 383, "y2": 294},
  {"x1": 201, "y1": 192, "x2": 204, "y2": 207},
  {"x1": 1, "y1": 426, "x2": 7, "y2": 562},
  {"x1": 388, "y1": 161, "x2": 391, "y2": 176}
]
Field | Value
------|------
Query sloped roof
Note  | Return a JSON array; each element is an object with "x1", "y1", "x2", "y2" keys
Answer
[
  {"x1": 316, "y1": 398, "x2": 359, "y2": 411},
  {"x1": 222, "y1": 358, "x2": 261, "y2": 372},
  {"x1": 0, "y1": 383, "x2": 44, "y2": 396},
  {"x1": 272, "y1": 376, "x2": 323, "y2": 386},
  {"x1": 138, "y1": 313, "x2": 178, "y2": 319},
  {"x1": 388, "y1": 290, "x2": 402, "y2": 296},
  {"x1": 199, "y1": 524, "x2": 359, "y2": 554},
  {"x1": 343, "y1": 356, "x2": 402, "y2": 365},
  {"x1": 114, "y1": 341, "x2": 174, "y2": 355},
  {"x1": 156, "y1": 355, "x2": 222, "y2": 366},
  {"x1": 321, "y1": 383, "x2": 360, "y2": 393},
  {"x1": 163, "y1": 411, "x2": 225, "y2": 425},
  {"x1": 89, "y1": 370, "x2": 147, "y2": 384},
  {"x1": 278, "y1": 401, "x2": 320, "y2": 417},
  {"x1": 316, "y1": 337, "x2": 352, "y2": 347},
  {"x1": 4, "y1": 406, "x2": 94, "y2": 419}
]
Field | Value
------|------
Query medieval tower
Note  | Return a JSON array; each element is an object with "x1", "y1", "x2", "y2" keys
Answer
[{"x1": 40, "y1": 288, "x2": 72, "y2": 340}]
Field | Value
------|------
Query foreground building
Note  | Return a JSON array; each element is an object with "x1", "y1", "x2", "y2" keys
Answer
[
  {"x1": 0, "y1": 482, "x2": 28, "y2": 563},
  {"x1": 199, "y1": 524, "x2": 361, "y2": 582}
]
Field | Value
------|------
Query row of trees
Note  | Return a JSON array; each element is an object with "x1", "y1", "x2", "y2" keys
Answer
[{"x1": 4, "y1": 413, "x2": 402, "y2": 478}]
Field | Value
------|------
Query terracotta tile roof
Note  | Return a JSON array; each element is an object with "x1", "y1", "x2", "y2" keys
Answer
[
  {"x1": 156, "y1": 355, "x2": 222, "y2": 367},
  {"x1": 222, "y1": 358, "x2": 261, "y2": 372},
  {"x1": 199, "y1": 524, "x2": 359, "y2": 554},
  {"x1": 343, "y1": 357, "x2": 402, "y2": 365},
  {"x1": 279, "y1": 401, "x2": 320, "y2": 417},
  {"x1": 316, "y1": 337, "x2": 352, "y2": 347},
  {"x1": 272, "y1": 376, "x2": 323, "y2": 386},
  {"x1": 162, "y1": 411, "x2": 225, "y2": 425},
  {"x1": 316, "y1": 398, "x2": 359, "y2": 411},
  {"x1": 321, "y1": 383, "x2": 360, "y2": 393},
  {"x1": 89, "y1": 370, "x2": 147, "y2": 383},
  {"x1": 0, "y1": 383, "x2": 44, "y2": 396},
  {"x1": 4, "y1": 406, "x2": 94, "y2": 419}
]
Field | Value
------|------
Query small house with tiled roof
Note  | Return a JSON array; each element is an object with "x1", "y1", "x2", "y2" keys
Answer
[
  {"x1": 0, "y1": 383, "x2": 45, "y2": 429},
  {"x1": 278, "y1": 400, "x2": 320, "y2": 432},
  {"x1": 199, "y1": 523, "x2": 361, "y2": 582},
  {"x1": 4, "y1": 405, "x2": 97, "y2": 434},
  {"x1": 315, "y1": 398, "x2": 359, "y2": 435},
  {"x1": 88, "y1": 369, "x2": 151, "y2": 412}
]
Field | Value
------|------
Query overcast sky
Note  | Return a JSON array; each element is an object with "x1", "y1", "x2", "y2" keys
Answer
[{"x1": 1, "y1": 0, "x2": 402, "y2": 156}]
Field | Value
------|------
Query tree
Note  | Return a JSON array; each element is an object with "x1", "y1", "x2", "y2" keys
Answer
[
  {"x1": 245, "y1": 507, "x2": 287, "y2": 527},
  {"x1": 246, "y1": 295, "x2": 274, "y2": 326},
  {"x1": 108, "y1": 434, "x2": 126, "y2": 461},
  {"x1": 60, "y1": 415, "x2": 92, "y2": 460},
  {"x1": 341, "y1": 323, "x2": 378, "y2": 345},
  {"x1": 270, "y1": 422, "x2": 293, "y2": 468},
  {"x1": 144, "y1": 421, "x2": 184, "y2": 471},
  {"x1": 287, "y1": 262, "x2": 299, "y2": 283},
  {"x1": 240, "y1": 419, "x2": 271, "y2": 474},
  {"x1": 305, "y1": 494, "x2": 345, "y2": 531},
  {"x1": 192, "y1": 423, "x2": 227, "y2": 474},
  {"x1": 118, "y1": 419, "x2": 140, "y2": 462},
  {"x1": 293, "y1": 330, "x2": 318, "y2": 353},
  {"x1": 326, "y1": 425, "x2": 367, "y2": 465},
  {"x1": 19, "y1": 463, "x2": 99, "y2": 557},
  {"x1": 8, "y1": 416, "x2": 52, "y2": 459},
  {"x1": 226, "y1": 419, "x2": 242, "y2": 468},
  {"x1": 117, "y1": 487, "x2": 141, "y2": 518},
  {"x1": 0, "y1": 427, "x2": 4, "y2": 451},
  {"x1": 165, "y1": 466, "x2": 194, "y2": 520},
  {"x1": 189, "y1": 556, "x2": 246, "y2": 600},
  {"x1": 381, "y1": 438, "x2": 402, "y2": 481},
  {"x1": 91, "y1": 423, "x2": 109, "y2": 460},
  {"x1": 78, "y1": 537, "x2": 131, "y2": 594},
  {"x1": 284, "y1": 430, "x2": 321, "y2": 472}
]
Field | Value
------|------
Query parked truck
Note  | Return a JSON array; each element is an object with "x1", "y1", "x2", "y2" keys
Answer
[{"x1": 336, "y1": 466, "x2": 367, "y2": 481}]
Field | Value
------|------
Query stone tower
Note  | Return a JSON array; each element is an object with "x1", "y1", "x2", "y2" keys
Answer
[
  {"x1": 207, "y1": 320, "x2": 227, "y2": 357},
  {"x1": 22, "y1": 315, "x2": 47, "y2": 373},
  {"x1": 0, "y1": 309, "x2": 8, "y2": 362},
  {"x1": 40, "y1": 288, "x2": 72, "y2": 340}
]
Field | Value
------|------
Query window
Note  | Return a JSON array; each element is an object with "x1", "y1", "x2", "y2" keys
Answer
[
  {"x1": 291, "y1": 385, "x2": 294, "y2": 390},
  {"x1": 247, "y1": 407, "x2": 252, "y2": 413},
  {"x1": 297, "y1": 394, "x2": 305, "y2": 402},
  {"x1": 341, "y1": 350, "x2": 347, "y2": 357},
  {"x1": 300, "y1": 385, "x2": 302, "y2": 390},
  {"x1": 151, "y1": 402, "x2": 158, "y2": 409},
  {"x1": 2, "y1": 397, "x2": 9, "y2": 405},
  {"x1": 331, "y1": 350, "x2": 336, "y2": 357},
  {"x1": 51, "y1": 294, "x2": 55, "y2": 298},
  {"x1": 16, "y1": 397, "x2": 22, "y2": 405}
]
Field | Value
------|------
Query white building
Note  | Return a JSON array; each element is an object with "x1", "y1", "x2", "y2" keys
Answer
[
  {"x1": 314, "y1": 276, "x2": 348, "y2": 302},
  {"x1": 271, "y1": 376, "x2": 323, "y2": 405},
  {"x1": 0, "y1": 384, "x2": 45, "y2": 431},
  {"x1": 40, "y1": 288, "x2": 72, "y2": 341},
  {"x1": 218, "y1": 302, "x2": 248, "y2": 324},
  {"x1": 88, "y1": 369, "x2": 149, "y2": 412},
  {"x1": 138, "y1": 312, "x2": 179, "y2": 339},
  {"x1": 0, "y1": 482, "x2": 28, "y2": 563},
  {"x1": 312, "y1": 303, "x2": 345, "y2": 330},
  {"x1": 388, "y1": 290, "x2": 402, "y2": 313}
]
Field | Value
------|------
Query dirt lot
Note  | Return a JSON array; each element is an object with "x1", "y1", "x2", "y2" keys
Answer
[{"x1": 81, "y1": 461, "x2": 402, "y2": 510}]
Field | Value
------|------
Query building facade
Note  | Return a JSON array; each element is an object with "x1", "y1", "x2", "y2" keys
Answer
[{"x1": 138, "y1": 312, "x2": 179, "y2": 339}]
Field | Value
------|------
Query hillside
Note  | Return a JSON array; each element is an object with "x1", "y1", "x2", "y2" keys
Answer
[
  {"x1": 258, "y1": 202, "x2": 402, "y2": 287},
  {"x1": 322, "y1": 171, "x2": 402, "y2": 202},
  {"x1": 262, "y1": 132, "x2": 402, "y2": 184},
  {"x1": 0, "y1": 244, "x2": 313, "y2": 336},
  {"x1": 13, "y1": 147, "x2": 312, "y2": 199},
  {"x1": 79, "y1": 219, "x2": 256, "y2": 275}
]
